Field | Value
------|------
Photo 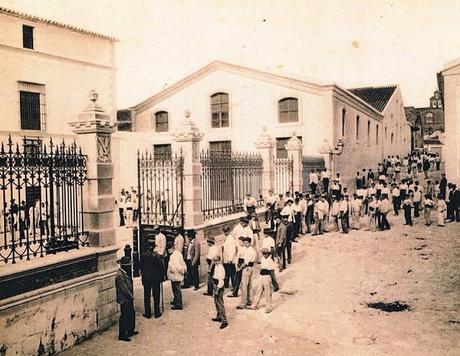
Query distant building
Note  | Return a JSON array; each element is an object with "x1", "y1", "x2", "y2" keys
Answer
[
  {"x1": 122, "y1": 61, "x2": 411, "y2": 188},
  {"x1": 404, "y1": 89, "x2": 445, "y2": 156},
  {"x1": 0, "y1": 7, "x2": 117, "y2": 141}
]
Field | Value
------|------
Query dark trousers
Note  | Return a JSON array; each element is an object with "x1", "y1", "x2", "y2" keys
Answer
[
  {"x1": 454, "y1": 206, "x2": 460, "y2": 222},
  {"x1": 214, "y1": 287, "x2": 227, "y2": 321},
  {"x1": 414, "y1": 202, "x2": 420, "y2": 218},
  {"x1": 404, "y1": 208, "x2": 412, "y2": 226},
  {"x1": 207, "y1": 270, "x2": 214, "y2": 295},
  {"x1": 118, "y1": 301, "x2": 135, "y2": 339},
  {"x1": 278, "y1": 245, "x2": 287, "y2": 270},
  {"x1": 305, "y1": 212, "x2": 313, "y2": 233},
  {"x1": 294, "y1": 213, "x2": 301, "y2": 237},
  {"x1": 310, "y1": 182, "x2": 317, "y2": 195},
  {"x1": 223, "y1": 263, "x2": 236, "y2": 289},
  {"x1": 185, "y1": 260, "x2": 193, "y2": 287},
  {"x1": 322, "y1": 178, "x2": 329, "y2": 194},
  {"x1": 191, "y1": 263, "x2": 200, "y2": 288},
  {"x1": 436, "y1": 162, "x2": 440, "y2": 170},
  {"x1": 340, "y1": 212, "x2": 349, "y2": 233},
  {"x1": 393, "y1": 197, "x2": 400, "y2": 215},
  {"x1": 447, "y1": 202, "x2": 453, "y2": 220},
  {"x1": 381, "y1": 212, "x2": 390, "y2": 230},
  {"x1": 286, "y1": 241, "x2": 292, "y2": 264},
  {"x1": 119, "y1": 208, "x2": 125, "y2": 226},
  {"x1": 143, "y1": 282, "x2": 161, "y2": 317},
  {"x1": 232, "y1": 269, "x2": 242, "y2": 296},
  {"x1": 39, "y1": 219, "x2": 49, "y2": 236},
  {"x1": 171, "y1": 281, "x2": 182, "y2": 308}
]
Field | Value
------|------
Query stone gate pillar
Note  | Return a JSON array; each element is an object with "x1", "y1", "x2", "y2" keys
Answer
[
  {"x1": 285, "y1": 132, "x2": 303, "y2": 193},
  {"x1": 255, "y1": 126, "x2": 275, "y2": 198},
  {"x1": 69, "y1": 90, "x2": 117, "y2": 247},
  {"x1": 172, "y1": 111, "x2": 204, "y2": 229}
]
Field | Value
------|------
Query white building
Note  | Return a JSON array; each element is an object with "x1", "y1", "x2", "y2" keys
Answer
[
  {"x1": 123, "y1": 61, "x2": 411, "y2": 189},
  {"x1": 0, "y1": 7, "x2": 117, "y2": 141},
  {"x1": 441, "y1": 59, "x2": 460, "y2": 185}
]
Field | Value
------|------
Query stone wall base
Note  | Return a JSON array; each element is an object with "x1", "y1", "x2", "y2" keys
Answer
[{"x1": 0, "y1": 247, "x2": 119, "y2": 356}]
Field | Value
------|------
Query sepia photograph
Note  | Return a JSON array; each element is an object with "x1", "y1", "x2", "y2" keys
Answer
[{"x1": 0, "y1": 0, "x2": 459, "y2": 355}]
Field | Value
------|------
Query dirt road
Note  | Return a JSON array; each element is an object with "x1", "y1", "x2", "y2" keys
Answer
[{"x1": 60, "y1": 214, "x2": 460, "y2": 356}]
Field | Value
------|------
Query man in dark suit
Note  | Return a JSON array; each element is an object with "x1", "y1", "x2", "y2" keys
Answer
[
  {"x1": 187, "y1": 229, "x2": 201, "y2": 290},
  {"x1": 139, "y1": 238, "x2": 165, "y2": 319},
  {"x1": 115, "y1": 257, "x2": 138, "y2": 342}
]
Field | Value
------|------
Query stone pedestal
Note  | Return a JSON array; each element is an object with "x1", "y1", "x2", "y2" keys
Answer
[
  {"x1": 285, "y1": 133, "x2": 303, "y2": 193},
  {"x1": 69, "y1": 91, "x2": 117, "y2": 247},
  {"x1": 255, "y1": 127, "x2": 275, "y2": 198},
  {"x1": 172, "y1": 111, "x2": 204, "y2": 229}
]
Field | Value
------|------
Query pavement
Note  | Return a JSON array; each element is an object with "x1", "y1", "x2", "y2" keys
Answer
[{"x1": 59, "y1": 209, "x2": 460, "y2": 356}]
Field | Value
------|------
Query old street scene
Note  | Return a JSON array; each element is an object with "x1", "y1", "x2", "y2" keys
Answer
[{"x1": 0, "y1": 1, "x2": 459, "y2": 355}]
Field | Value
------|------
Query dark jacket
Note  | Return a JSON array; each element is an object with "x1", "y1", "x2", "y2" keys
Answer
[
  {"x1": 139, "y1": 248, "x2": 165, "y2": 285},
  {"x1": 190, "y1": 239, "x2": 201, "y2": 266},
  {"x1": 276, "y1": 222, "x2": 287, "y2": 246},
  {"x1": 115, "y1": 268, "x2": 134, "y2": 305},
  {"x1": 285, "y1": 221, "x2": 294, "y2": 243}
]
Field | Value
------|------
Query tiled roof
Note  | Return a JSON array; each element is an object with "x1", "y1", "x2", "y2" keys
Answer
[
  {"x1": 0, "y1": 7, "x2": 117, "y2": 41},
  {"x1": 348, "y1": 85, "x2": 397, "y2": 113}
]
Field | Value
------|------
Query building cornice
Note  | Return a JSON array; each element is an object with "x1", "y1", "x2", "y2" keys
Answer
[{"x1": 0, "y1": 7, "x2": 118, "y2": 41}]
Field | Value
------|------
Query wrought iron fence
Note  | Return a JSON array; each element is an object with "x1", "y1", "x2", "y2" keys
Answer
[
  {"x1": 0, "y1": 136, "x2": 88, "y2": 264},
  {"x1": 201, "y1": 150, "x2": 263, "y2": 220},
  {"x1": 274, "y1": 157, "x2": 293, "y2": 195},
  {"x1": 137, "y1": 150, "x2": 184, "y2": 227}
]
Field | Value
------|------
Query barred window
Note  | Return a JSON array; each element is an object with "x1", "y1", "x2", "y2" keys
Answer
[
  {"x1": 153, "y1": 144, "x2": 172, "y2": 159},
  {"x1": 211, "y1": 93, "x2": 229, "y2": 128},
  {"x1": 276, "y1": 136, "x2": 302, "y2": 159},
  {"x1": 367, "y1": 120, "x2": 371, "y2": 143},
  {"x1": 19, "y1": 82, "x2": 46, "y2": 131},
  {"x1": 279, "y1": 98, "x2": 298, "y2": 123},
  {"x1": 209, "y1": 140, "x2": 231, "y2": 154},
  {"x1": 341, "y1": 109, "x2": 346, "y2": 137},
  {"x1": 376, "y1": 124, "x2": 379, "y2": 144},
  {"x1": 154, "y1": 111, "x2": 169, "y2": 132},
  {"x1": 356, "y1": 115, "x2": 360, "y2": 141},
  {"x1": 23, "y1": 25, "x2": 34, "y2": 49}
]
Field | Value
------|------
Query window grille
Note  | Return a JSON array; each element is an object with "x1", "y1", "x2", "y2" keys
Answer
[
  {"x1": 154, "y1": 111, "x2": 169, "y2": 132},
  {"x1": 22, "y1": 25, "x2": 34, "y2": 49},
  {"x1": 279, "y1": 98, "x2": 298, "y2": 123},
  {"x1": 211, "y1": 93, "x2": 229, "y2": 128},
  {"x1": 18, "y1": 82, "x2": 46, "y2": 131}
]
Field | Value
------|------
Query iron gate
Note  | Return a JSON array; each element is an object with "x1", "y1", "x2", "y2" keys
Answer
[
  {"x1": 274, "y1": 158, "x2": 293, "y2": 195},
  {"x1": 137, "y1": 150, "x2": 184, "y2": 228},
  {"x1": 0, "y1": 136, "x2": 88, "y2": 264}
]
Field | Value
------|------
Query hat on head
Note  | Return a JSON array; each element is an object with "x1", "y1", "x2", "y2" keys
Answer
[
  {"x1": 261, "y1": 248, "x2": 270, "y2": 255},
  {"x1": 117, "y1": 256, "x2": 133, "y2": 266},
  {"x1": 241, "y1": 218, "x2": 249, "y2": 224},
  {"x1": 238, "y1": 236, "x2": 245, "y2": 241},
  {"x1": 243, "y1": 237, "x2": 252, "y2": 243},
  {"x1": 263, "y1": 227, "x2": 273, "y2": 235},
  {"x1": 186, "y1": 229, "x2": 196, "y2": 238},
  {"x1": 206, "y1": 236, "x2": 215, "y2": 244}
]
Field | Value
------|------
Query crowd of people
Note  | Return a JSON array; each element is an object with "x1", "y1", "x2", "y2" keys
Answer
[
  {"x1": 116, "y1": 187, "x2": 139, "y2": 228},
  {"x1": 114, "y1": 149, "x2": 459, "y2": 341}
]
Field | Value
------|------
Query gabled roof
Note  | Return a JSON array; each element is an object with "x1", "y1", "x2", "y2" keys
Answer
[
  {"x1": 348, "y1": 85, "x2": 397, "y2": 113},
  {"x1": 130, "y1": 60, "x2": 383, "y2": 118},
  {"x1": 0, "y1": 7, "x2": 117, "y2": 41}
]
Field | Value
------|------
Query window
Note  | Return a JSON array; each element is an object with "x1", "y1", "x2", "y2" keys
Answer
[
  {"x1": 341, "y1": 109, "x2": 346, "y2": 137},
  {"x1": 154, "y1": 111, "x2": 169, "y2": 132},
  {"x1": 356, "y1": 115, "x2": 360, "y2": 141},
  {"x1": 23, "y1": 137, "x2": 42, "y2": 157},
  {"x1": 367, "y1": 120, "x2": 371, "y2": 143},
  {"x1": 385, "y1": 126, "x2": 387, "y2": 141},
  {"x1": 209, "y1": 140, "x2": 232, "y2": 154},
  {"x1": 19, "y1": 82, "x2": 46, "y2": 131},
  {"x1": 23, "y1": 25, "x2": 34, "y2": 49},
  {"x1": 278, "y1": 98, "x2": 299, "y2": 123},
  {"x1": 276, "y1": 136, "x2": 302, "y2": 159},
  {"x1": 391, "y1": 133, "x2": 394, "y2": 144},
  {"x1": 153, "y1": 144, "x2": 172, "y2": 159},
  {"x1": 425, "y1": 112, "x2": 434, "y2": 124},
  {"x1": 211, "y1": 93, "x2": 229, "y2": 128},
  {"x1": 376, "y1": 125, "x2": 379, "y2": 144}
]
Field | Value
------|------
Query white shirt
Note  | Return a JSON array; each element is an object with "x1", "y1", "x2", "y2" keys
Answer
[
  {"x1": 314, "y1": 201, "x2": 325, "y2": 219},
  {"x1": 242, "y1": 246, "x2": 257, "y2": 265},
  {"x1": 321, "y1": 170, "x2": 331, "y2": 179},
  {"x1": 207, "y1": 245, "x2": 218, "y2": 260},
  {"x1": 351, "y1": 199, "x2": 362, "y2": 213},
  {"x1": 232, "y1": 224, "x2": 253, "y2": 241},
  {"x1": 213, "y1": 263, "x2": 226, "y2": 288},
  {"x1": 154, "y1": 232, "x2": 166, "y2": 256},
  {"x1": 260, "y1": 255, "x2": 276, "y2": 271},
  {"x1": 309, "y1": 172, "x2": 319, "y2": 184},
  {"x1": 339, "y1": 200, "x2": 348, "y2": 213},
  {"x1": 261, "y1": 236, "x2": 275, "y2": 251},
  {"x1": 222, "y1": 234, "x2": 237, "y2": 263}
]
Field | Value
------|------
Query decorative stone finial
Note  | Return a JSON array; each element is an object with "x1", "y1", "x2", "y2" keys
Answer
[
  {"x1": 89, "y1": 89, "x2": 98, "y2": 104},
  {"x1": 285, "y1": 133, "x2": 302, "y2": 150},
  {"x1": 185, "y1": 110, "x2": 191, "y2": 119},
  {"x1": 171, "y1": 110, "x2": 203, "y2": 142}
]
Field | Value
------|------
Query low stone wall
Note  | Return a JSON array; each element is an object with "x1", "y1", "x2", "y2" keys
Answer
[{"x1": 0, "y1": 247, "x2": 119, "y2": 355}]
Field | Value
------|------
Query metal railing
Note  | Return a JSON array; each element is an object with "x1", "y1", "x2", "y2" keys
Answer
[
  {"x1": 274, "y1": 157, "x2": 293, "y2": 195},
  {"x1": 0, "y1": 136, "x2": 88, "y2": 264},
  {"x1": 201, "y1": 150, "x2": 263, "y2": 220}
]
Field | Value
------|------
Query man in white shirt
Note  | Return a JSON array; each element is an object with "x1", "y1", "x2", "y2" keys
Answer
[
  {"x1": 391, "y1": 184, "x2": 400, "y2": 215},
  {"x1": 413, "y1": 187, "x2": 422, "y2": 218},
  {"x1": 351, "y1": 194, "x2": 362, "y2": 230},
  {"x1": 222, "y1": 226, "x2": 237, "y2": 289},
  {"x1": 264, "y1": 189, "x2": 277, "y2": 225},
  {"x1": 237, "y1": 237, "x2": 257, "y2": 309},
  {"x1": 243, "y1": 193, "x2": 257, "y2": 215},
  {"x1": 339, "y1": 196, "x2": 349, "y2": 234},
  {"x1": 309, "y1": 169, "x2": 319, "y2": 195},
  {"x1": 313, "y1": 197, "x2": 324, "y2": 235},
  {"x1": 232, "y1": 217, "x2": 253, "y2": 245},
  {"x1": 321, "y1": 168, "x2": 331, "y2": 194},
  {"x1": 250, "y1": 248, "x2": 276, "y2": 314},
  {"x1": 211, "y1": 255, "x2": 228, "y2": 329},
  {"x1": 154, "y1": 226, "x2": 166, "y2": 257},
  {"x1": 379, "y1": 196, "x2": 391, "y2": 230}
]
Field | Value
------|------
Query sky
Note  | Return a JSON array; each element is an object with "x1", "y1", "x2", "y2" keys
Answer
[{"x1": 1, "y1": 0, "x2": 460, "y2": 109}]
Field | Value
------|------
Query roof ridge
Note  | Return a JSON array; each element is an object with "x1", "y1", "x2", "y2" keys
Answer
[{"x1": 0, "y1": 7, "x2": 118, "y2": 41}]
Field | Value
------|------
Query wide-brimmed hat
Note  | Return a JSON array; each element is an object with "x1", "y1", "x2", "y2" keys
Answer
[
  {"x1": 117, "y1": 256, "x2": 132, "y2": 266},
  {"x1": 206, "y1": 236, "x2": 215, "y2": 244},
  {"x1": 186, "y1": 229, "x2": 197, "y2": 238}
]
